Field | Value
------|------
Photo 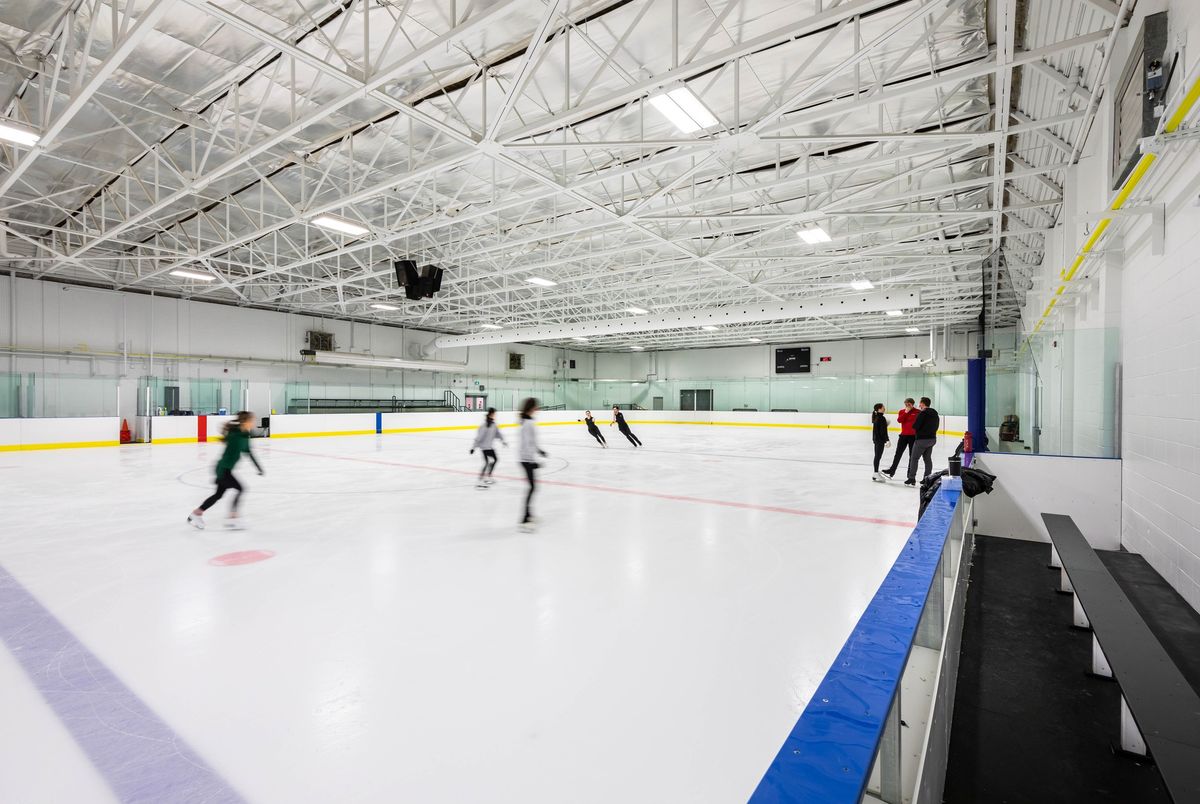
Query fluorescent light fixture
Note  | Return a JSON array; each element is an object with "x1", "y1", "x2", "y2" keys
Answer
[
  {"x1": 0, "y1": 120, "x2": 40, "y2": 146},
  {"x1": 370, "y1": 303, "x2": 399, "y2": 311},
  {"x1": 886, "y1": 310, "x2": 904, "y2": 317},
  {"x1": 822, "y1": 376, "x2": 839, "y2": 380},
  {"x1": 480, "y1": 323, "x2": 503, "y2": 330},
  {"x1": 797, "y1": 225, "x2": 832, "y2": 244},
  {"x1": 626, "y1": 307, "x2": 649, "y2": 315},
  {"x1": 630, "y1": 346, "x2": 644, "y2": 351},
  {"x1": 864, "y1": 378, "x2": 875, "y2": 383},
  {"x1": 311, "y1": 214, "x2": 369, "y2": 237},
  {"x1": 572, "y1": 337, "x2": 589, "y2": 343},
  {"x1": 169, "y1": 269, "x2": 215, "y2": 282},
  {"x1": 526, "y1": 276, "x2": 557, "y2": 287},
  {"x1": 648, "y1": 87, "x2": 719, "y2": 134},
  {"x1": 701, "y1": 325, "x2": 719, "y2": 331},
  {"x1": 850, "y1": 279, "x2": 874, "y2": 291},
  {"x1": 906, "y1": 327, "x2": 921, "y2": 333},
  {"x1": 747, "y1": 337, "x2": 762, "y2": 343}
]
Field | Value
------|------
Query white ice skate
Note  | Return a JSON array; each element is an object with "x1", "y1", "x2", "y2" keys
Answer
[
  {"x1": 187, "y1": 514, "x2": 205, "y2": 530},
  {"x1": 518, "y1": 521, "x2": 536, "y2": 533},
  {"x1": 223, "y1": 517, "x2": 246, "y2": 531},
  {"x1": 476, "y1": 480, "x2": 489, "y2": 489}
]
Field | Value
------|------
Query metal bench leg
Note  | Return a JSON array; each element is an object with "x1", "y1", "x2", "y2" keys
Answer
[
  {"x1": 1073, "y1": 596, "x2": 1090, "y2": 629},
  {"x1": 1120, "y1": 696, "x2": 1147, "y2": 756},
  {"x1": 1092, "y1": 635, "x2": 1113, "y2": 678}
]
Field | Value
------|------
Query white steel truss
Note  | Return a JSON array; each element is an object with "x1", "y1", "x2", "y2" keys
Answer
[{"x1": 0, "y1": 0, "x2": 1118, "y2": 350}]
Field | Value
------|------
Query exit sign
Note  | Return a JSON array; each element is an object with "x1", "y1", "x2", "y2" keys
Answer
[{"x1": 819, "y1": 356, "x2": 832, "y2": 362}]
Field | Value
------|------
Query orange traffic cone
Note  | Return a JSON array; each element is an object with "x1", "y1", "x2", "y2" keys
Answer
[{"x1": 120, "y1": 418, "x2": 132, "y2": 444}]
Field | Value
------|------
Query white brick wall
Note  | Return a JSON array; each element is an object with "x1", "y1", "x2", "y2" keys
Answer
[{"x1": 1121, "y1": 189, "x2": 1200, "y2": 612}]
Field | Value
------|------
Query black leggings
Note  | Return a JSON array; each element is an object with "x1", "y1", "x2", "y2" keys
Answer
[
  {"x1": 200, "y1": 470, "x2": 242, "y2": 512},
  {"x1": 588, "y1": 428, "x2": 606, "y2": 445},
  {"x1": 479, "y1": 449, "x2": 498, "y2": 478},
  {"x1": 618, "y1": 425, "x2": 642, "y2": 447},
  {"x1": 873, "y1": 441, "x2": 887, "y2": 472},
  {"x1": 521, "y1": 462, "x2": 537, "y2": 523},
  {"x1": 887, "y1": 435, "x2": 914, "y2": 473}
]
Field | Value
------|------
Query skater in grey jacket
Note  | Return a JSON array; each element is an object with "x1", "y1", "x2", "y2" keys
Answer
[
  {"x1": 518, "y1": 398, "x2": 548, "y2": 529},
  {"x1": 469, "y1": 408, "x2": 506, "y2": 487}
]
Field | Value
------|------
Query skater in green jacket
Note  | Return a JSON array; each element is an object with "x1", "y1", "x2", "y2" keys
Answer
[{"x1": 188, "y1": 411, "x2": 263, "y2": 530}]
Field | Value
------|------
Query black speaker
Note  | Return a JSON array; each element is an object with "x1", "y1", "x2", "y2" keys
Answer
[
  {"x1": 394, "y1": 260, "x2": 418, "y2": 288},
  {"x1": 423, "y1": 266, "x2": 443, "y2": 294}
]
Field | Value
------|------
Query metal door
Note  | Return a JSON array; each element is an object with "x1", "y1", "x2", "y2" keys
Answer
[
  {"x1": 680, "y1": 390, "x2": 695, "y2": 411},
  {"x1": 696, "y1": 389, "x2": 713, "y2": 411},
  {"x1": 652, "y1": 396, "x2": 664, "y2": 410}
]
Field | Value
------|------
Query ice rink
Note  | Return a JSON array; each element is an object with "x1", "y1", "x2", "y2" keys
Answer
[{"x1": 1, "y1": 424, "x2": 951, "y2": 803}]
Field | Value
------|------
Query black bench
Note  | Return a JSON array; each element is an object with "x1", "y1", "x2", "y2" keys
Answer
[{"x1": 1042, "y1": 513, "x2": 1200, "y2": 802}]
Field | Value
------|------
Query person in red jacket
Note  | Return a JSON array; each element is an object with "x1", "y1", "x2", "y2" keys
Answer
[{"x1": 882, "y1": 398, "x2": 917, "y2": 479}]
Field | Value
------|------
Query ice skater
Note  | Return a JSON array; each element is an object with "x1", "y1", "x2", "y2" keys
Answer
[
  {"x1": 578, "y1": 410, "x2": 607, "y2": 447},
  {"x1": 882, "y1": 398, "x2": 917, "y2": 479},
  {"x1": 518, "y1": 397, "x2": 548, "y2": 531},
  {"x1": 610, "y1": 405, "x2": 642, "y2": 447},
  {"x1": 871, "y1": 402, "x2": 890, "y2": 482},
  {"x1": 470, "y1": 407, "x2": 506, "y2": 488},
  {"x1": 905, "y1": 396, "x2": 940, "y2": 487},
  {"x1": 187, "y1": 411, "x2": 263, "y2": 530}
]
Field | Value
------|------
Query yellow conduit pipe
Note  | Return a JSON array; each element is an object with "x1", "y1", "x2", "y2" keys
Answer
[{"x1": 1019, "y1": 73, "x2": 1200, "y2": 352}]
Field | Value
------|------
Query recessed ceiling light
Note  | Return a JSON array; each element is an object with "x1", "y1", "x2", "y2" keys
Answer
[
  {"x1": 480, "y1": 323, "x2": 503, "y2": 330},
  {"x1": 886, "y1": 310, "x2": 904, "y2": 317},
  {"x1": 169, "y1": 269, "x2": 215, "y2": 282},
  {"x1": 747, "y1": 337, "x2": 762, "y2": 343},
  {"x1": 0, "y1": 120, "x2": 40, "y2": 146},
  {"x1": 626, "y1": 307, "x2": 649, "y2": 315},
  {"x1": 701, "y1": 325, "x2": 719, "y2": 331},
  {"x1": 797, "y1": 225, "x2": 832, "y2": 244},
  {"x1": 906, "y1": 327, "x2": 920, "y2": 333},
  {"x1": 312, "y1": 214, "x2": 369, "y2": 237},
  {"x1": 370, "y1": 303, "x2": 399, "y2": 311},
  {"x1": 648, "y1": 86, "x2": 719, "y2": 134},
  {"x1": 526, "y1": 276, "x2": 557, "y2": 287},
  {"x1": 850, "y1": 279, "x2": 874, "y2": 290}
]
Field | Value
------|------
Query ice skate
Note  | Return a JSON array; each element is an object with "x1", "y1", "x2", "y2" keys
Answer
[{"x1": 187, "y1": 513, "x2": 205, "y2": 530}]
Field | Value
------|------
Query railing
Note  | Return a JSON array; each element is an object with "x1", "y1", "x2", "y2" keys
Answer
[
  {"x1": 443, "y1": 390, "x2": 463, "y2": 412},
  {"x1": 751, "y1": 479, "x2": 974, "y2": 804}
]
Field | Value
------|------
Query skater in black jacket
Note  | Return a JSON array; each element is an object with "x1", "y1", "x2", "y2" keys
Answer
[
  {"x1": 610, "y1": 405, "x2": 642, "y2": 447},
  {"x1": 578, "y1": 411, "x2": 607, "y2": 447},
  {"x1": 870, "y1": 403, "x2": 890, "y2": 482}
]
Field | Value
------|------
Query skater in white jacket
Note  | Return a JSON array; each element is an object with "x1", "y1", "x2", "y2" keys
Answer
[
  {"x1": 517, "y1": 398, "x2": 548, "y2": 531},
  {"x1": 469, "y1": 407, "x2": 506, "y2": 488}
]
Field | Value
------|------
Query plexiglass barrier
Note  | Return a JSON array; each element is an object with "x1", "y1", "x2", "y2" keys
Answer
[
  {"x1": 5, "y1": 370, "x2": 971, "y2": 418},
  {"x1": 1, "y1": 373, "x2": 119, "y2": 418},
  {"x1": 985, "y1": 327, "x2": 1119, "y2": 458}
]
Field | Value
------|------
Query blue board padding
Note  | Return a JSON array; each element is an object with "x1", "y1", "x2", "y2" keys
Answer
[
  {"x1": 375, "y1": 411, "x2": 382, "y2": 434},
  {"x1": 749, "y1": 485, "x2": 961, "y2": 803}
]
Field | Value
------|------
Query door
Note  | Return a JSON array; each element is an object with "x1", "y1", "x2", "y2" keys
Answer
[
  {"x1": 652, "y1": 396, "x2": 664, "y2": 411},
  {"x1": 696, "y1": 389, "x2": 713, "y2": 411},
  {"x1": 680, "y1": 390, "x2": 695, "y2": 411},
  {"x1": 163, "y1": 385, "x2": 180, "y2": 412}
]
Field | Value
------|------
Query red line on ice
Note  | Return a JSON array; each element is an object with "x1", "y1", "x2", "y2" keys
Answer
[{"x1": 269, "y1": 447, "x2": 917, "y2": 529}]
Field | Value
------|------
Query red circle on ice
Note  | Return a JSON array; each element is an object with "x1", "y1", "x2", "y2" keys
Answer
[{"x1": 209, "y1": 550, "x2": 275, "y2": 567}]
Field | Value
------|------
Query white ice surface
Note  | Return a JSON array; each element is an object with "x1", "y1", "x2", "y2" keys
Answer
[{"x1": 0, "y1": 425, "x2": 950, "y2": 804}]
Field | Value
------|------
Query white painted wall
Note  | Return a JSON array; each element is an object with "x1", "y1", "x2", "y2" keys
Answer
[
  {"x1": 0, "y1": 275, "x2": 582, "y2": 421},
  {"x1": 972, "y1": 454, "x2": 1123, "y2": 550}
]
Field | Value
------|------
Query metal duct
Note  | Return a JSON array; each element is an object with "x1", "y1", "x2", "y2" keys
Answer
[
  {"x1": 433, "y1": 291, "x2": 919, "y2": 348},
  {"x1": 302, "y1": 350, "x2": 466, "y2": 372}
]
